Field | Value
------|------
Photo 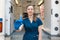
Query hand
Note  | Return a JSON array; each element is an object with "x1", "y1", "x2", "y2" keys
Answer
[{"x1": 16, "y1": 30, "x2": 20, "y2": 32}]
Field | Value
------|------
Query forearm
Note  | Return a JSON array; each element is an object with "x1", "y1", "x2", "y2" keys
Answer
[
  {"x1": 38, "y1": 25, "x2": 43, "y2": 40},
  {"x1": 38, "y1": 30, "x2": 42, "y2": 40}
]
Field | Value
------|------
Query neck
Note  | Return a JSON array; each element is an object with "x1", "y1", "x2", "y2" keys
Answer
[
  {"x1": 28, "y1": 15, "x2": 33, "y2": 19},
  {"x1": 28, "y1": 15, "x2": 33, "y2": 23}
]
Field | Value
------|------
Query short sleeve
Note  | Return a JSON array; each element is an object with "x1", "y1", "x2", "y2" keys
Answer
[
  {"x1": 14, "y1": 20, "x2": 22, "y2": 30},
  {"x1": 37, "y1": 18, "x2": 43, "y2": 26}
]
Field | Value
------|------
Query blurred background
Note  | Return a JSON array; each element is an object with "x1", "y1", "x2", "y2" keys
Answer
[{"x1": 0, "y1": 0, "x2": 60, "y2": 40}]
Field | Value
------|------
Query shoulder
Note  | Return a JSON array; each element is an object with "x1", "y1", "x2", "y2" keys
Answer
[
  {"x1": 36, "y1": 17, "x2": 41, "y2": 21},
  {"x1": 36, "y1": 17, "x2": 43, "y2": 26},
  {"x1": 22, "y1": 18, "x2": 28, "y2": 23},
  {"x1": 23, "y1": 18, "x2": 28, "y2": 21},
  {"x1": 36, "y1": 17, "x2": 43, "y2": 24}
]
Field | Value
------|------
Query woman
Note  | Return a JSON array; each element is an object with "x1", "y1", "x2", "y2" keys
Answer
[{"x1": 16, "y1": 5, "x2": 43, "y2": 40}]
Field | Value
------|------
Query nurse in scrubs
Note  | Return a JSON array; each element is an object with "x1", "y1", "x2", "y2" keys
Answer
[{"x1": 16, "y1": 5, "x2": 43, "y2": 40}]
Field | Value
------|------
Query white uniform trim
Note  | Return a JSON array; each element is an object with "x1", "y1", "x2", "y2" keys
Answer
[{"x1": 19, "y1": 24, "x2": 24, "y2": 31}]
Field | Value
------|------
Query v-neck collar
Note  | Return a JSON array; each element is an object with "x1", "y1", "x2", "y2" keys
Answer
[{"x1": 27, "y1": 18, "x2": 33, "y2": 24}]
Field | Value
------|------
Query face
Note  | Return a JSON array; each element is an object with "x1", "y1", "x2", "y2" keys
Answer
[
  {"x1": 40, "y1": 5, "x2": 44, "y2": 20},
  {"x1": 27, "y1": 6, "x2": 34, "y2": 16},
  {"x1": 40, "y1": 5, "x2": 44, "y2": 14}
]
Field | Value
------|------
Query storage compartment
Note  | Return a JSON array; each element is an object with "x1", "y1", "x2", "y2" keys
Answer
[
  {"x1": 0, "y1": 18, "x2": 2, "y2": 32},
  {"x1": 0, "y1": 22, "x2": 2, "y2": 32}
]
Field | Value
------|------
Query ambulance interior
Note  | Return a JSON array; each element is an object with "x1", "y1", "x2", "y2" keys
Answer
[
  {"x1": 0, "y1": 0, "x2": 60, "y2": 40},
  {"x1": 4, "y1": 0, "x2": 51, "y2": 40}
]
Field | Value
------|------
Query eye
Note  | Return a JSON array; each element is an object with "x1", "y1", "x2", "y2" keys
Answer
[
  {"x1": 31, "y1": 9, "x2": 33, "y2": 10},
  {"x1": 27, "y1": 8, "x2": 30, "y2": 10}
]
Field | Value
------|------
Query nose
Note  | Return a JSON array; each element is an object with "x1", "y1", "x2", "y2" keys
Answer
[{"x1": 29, "y1": 9, "x2": 32, "y2": 12}]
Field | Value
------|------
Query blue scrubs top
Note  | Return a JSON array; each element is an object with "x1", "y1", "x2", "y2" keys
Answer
[{"x1": 23, "y1": 18, "x2": 43, "y2": 40}]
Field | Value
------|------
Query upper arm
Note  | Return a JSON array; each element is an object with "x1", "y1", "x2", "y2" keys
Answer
[
  {"x1": 18, "y1": 19, "x2": 26, "y2": 31},
  {"x1": 38, "y1": 25, "x2": 43, "y2": 33},
  {"x1": 37, "y1": 18, "x2": 43, "y2": 33},
  {"x1": 19, "y1": 24, "x2": 24, "y2": 31},
  {"x1": 16, "y1": 24, "x2": 24, "y2": 32},
  {"x1": 16, "y1": 19, "x2": 25, "y2": 32},
  {"x1": 37, "y1": 18, "x2": 43, "y2": 27}
]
